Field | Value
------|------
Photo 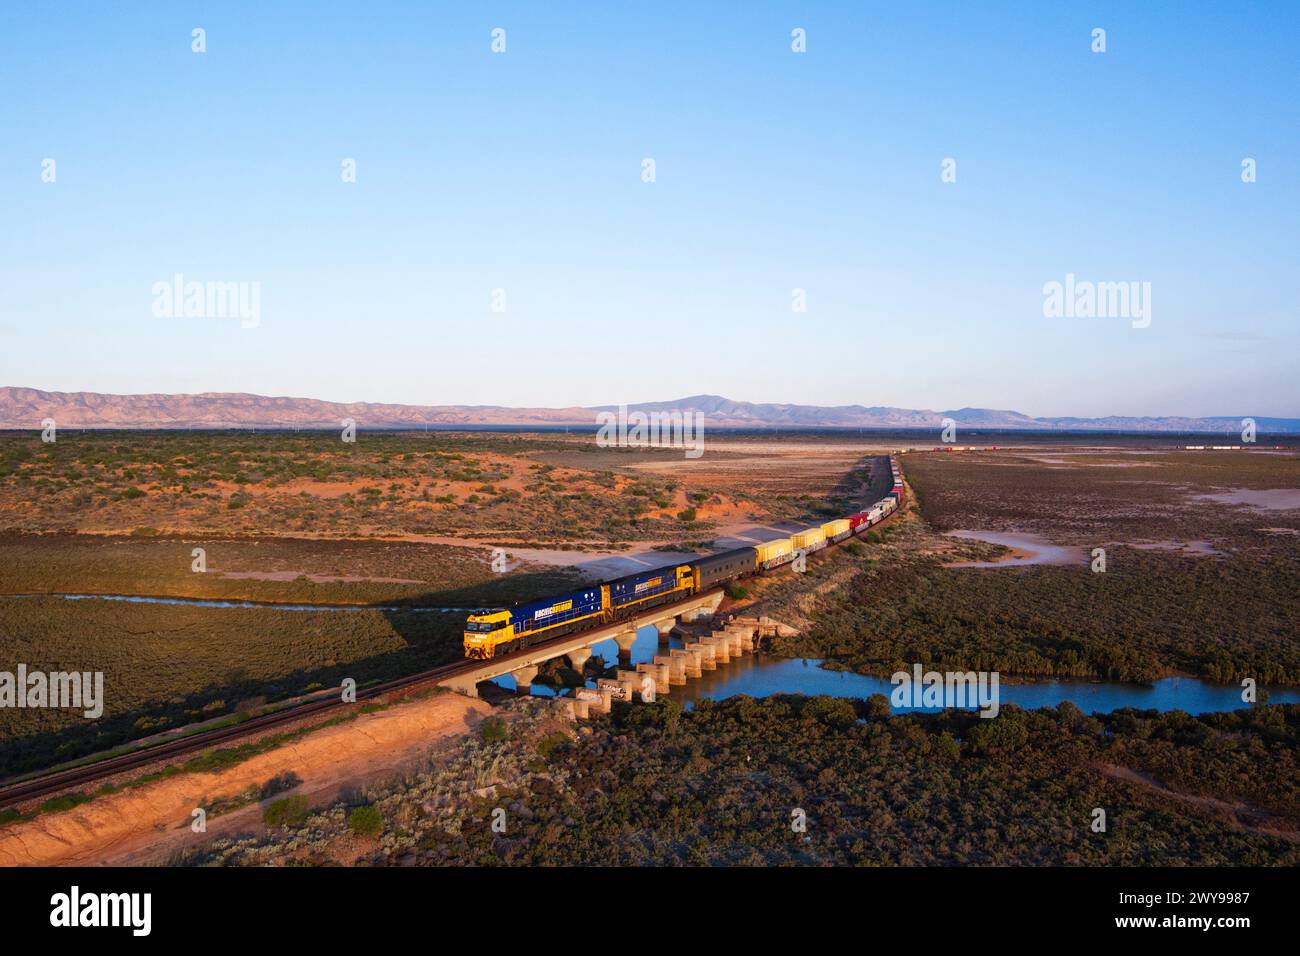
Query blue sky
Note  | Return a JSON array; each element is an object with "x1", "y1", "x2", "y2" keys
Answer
[{"x1": 1, "y1": 1, "x2": 1296, "y2": 417}]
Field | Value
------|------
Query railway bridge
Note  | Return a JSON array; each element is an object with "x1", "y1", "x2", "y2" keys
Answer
[{"x1": 438, "y1": 589, "x2": 729, "y2": 700}]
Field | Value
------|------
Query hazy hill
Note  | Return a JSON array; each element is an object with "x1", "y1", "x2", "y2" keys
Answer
[{"x1": 2, "y1": 387, "x2": 1296, "y2": 432}]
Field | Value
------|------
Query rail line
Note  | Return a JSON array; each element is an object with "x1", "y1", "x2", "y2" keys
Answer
[
  {"x1": 0, "y1": 588, "x2": 718, "y2": 810},
  {"x1": 0, "y1": 457, "x2": 906, "y2": 811},
  {"x1": 0, "y1": 657, "x2": 475, "y2": 811}
]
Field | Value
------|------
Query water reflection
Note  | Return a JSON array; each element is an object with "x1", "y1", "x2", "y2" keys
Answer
[{"x1": 496, "y1": 625, "x2": 1300, "y2": 715}]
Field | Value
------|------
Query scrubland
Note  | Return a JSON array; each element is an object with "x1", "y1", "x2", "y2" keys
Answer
[
  {"x1": 763, "y1": 448, "x2": 1300, "y2": 686},
  {"x1": 188, "y1": 695, "x2": 1300, "y2": 866}
]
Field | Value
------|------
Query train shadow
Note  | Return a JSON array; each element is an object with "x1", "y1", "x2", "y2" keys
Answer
[
  {"x1": 0, "y1": 570, "x2": 578, "y2": 784},
  {"x1": 1, "y1": 458, "x2": 897, "y2": 785}
]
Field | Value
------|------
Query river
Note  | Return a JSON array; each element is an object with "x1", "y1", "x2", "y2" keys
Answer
[
  {"x1": 27, "y1": 594, "x2": 1296, "y2": 714},
  {"x1": 504, "y1": 624, "x2": 1300, "y2": 715}
]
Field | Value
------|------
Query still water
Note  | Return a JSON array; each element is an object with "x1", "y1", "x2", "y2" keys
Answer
[
  {"x1": 499, "y1": 625, "x2": 1300, "y2": 715},
  {"x1": 18, "y1": 593, "x2": 461, "y2": 613},
  {"x1": 31, "y1": 596, "x2": 1296, "y2": 713}
]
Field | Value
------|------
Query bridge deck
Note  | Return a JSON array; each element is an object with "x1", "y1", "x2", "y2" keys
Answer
[{"x1": 439, "y1": 589, "x2": 724, "y2": 697}]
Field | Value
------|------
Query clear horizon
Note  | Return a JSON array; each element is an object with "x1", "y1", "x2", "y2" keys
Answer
[{"x1": 2, "y1": 2, "x2": 1297, "y2": 418}]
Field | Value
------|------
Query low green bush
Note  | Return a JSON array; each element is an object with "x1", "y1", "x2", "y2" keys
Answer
[
  {"x1": 479, "y1": 716, "x2": 509, "y2": 742},
  {"x1": 347, "y1": 805, "x2": 383, "y2": 837},
  {"x1": 263, "y1": 794, "x2": 310, "y2": 828}
]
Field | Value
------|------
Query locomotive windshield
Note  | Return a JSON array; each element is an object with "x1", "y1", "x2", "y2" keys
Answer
[{"x1": 465, "y1": 620, "x2": 507, "y2": 632}]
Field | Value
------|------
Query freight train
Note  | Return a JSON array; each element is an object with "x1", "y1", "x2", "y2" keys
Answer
[{"x1": 462, "y1": 457, "x2": 906, "y2": 659}]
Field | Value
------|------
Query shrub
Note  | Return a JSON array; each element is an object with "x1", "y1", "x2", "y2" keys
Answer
[
  {"x1": 801, "y1": 696, "x2": 858, "y2": 730},
  {"x1": 967, "y1": 713, "x2": 1030, "y2": 756},
  {"x1": 479, "y1": 716, "x2": 509, "y2": 742},
  {"x1": 724, "y1": 583, "x2": 749, "y2": 600},
  {"x1": 263, "y1": 794, "x2": 310, "y2": 828},
  {"x1": 536, "y1": 731, "x2": 571, "y2": 759},
  {"x1": 347, "y1": 805, "x2": 383, "y2": 837},
  {"x1": 865, "y1": 693, "x2": 892, "y2": 719}
]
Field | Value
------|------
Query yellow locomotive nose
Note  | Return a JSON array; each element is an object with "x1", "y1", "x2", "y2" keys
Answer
[{"x1": 463, "y1": 608, "x2": 512, "y2": 659}]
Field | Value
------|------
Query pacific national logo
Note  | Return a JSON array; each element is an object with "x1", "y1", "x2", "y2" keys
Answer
[
  {"x1": 50, "y1": 886, "x2": 151, "y2": 936},
  {"x1": 535, "y1": 600, "x2": 573, "y2": 619}
]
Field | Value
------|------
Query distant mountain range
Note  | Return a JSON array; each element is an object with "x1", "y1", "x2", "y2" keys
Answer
[{"x1": 2, "y1": 387, "x2": 1297, "y2": 433}]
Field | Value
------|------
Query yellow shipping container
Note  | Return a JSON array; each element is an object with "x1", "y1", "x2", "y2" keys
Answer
[
  {"x1": 792, "y1": 527, "x2": 826, "y2": 550},
  {"x1": 821, "y1": 518, "x2": 851, "y2": 539},
  {"x1": 755, "y1": 538, "x2": 794, "y2": 564}
]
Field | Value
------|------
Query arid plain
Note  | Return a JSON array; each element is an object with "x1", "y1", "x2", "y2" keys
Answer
[{"x1": 1, "y1": 430, "x2": 1297, "y2": 865}]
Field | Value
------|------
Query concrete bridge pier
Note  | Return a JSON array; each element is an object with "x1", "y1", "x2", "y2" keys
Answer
[
  {"x1": 726, "y1": 624, "x2": 756, "y2": 653},
  {"x1": 638, "y1": 661, "x2": 671, "y2": 694},
  {"x1": 579, "y1": 687, "x2": 613, "y2": 715},
  {"x1": 654, "y1": 618, "x2": 677, "y2": 644},
  {"x1": 653, "y1": 661, "x2": 671, "y2": 688},
  {"x1": 678, "y1": 590, "x2": 724, "y2": 624},
  {"x1": 566, "y1": 647, "x2": 593, "y2": 675},
  {"x1": 614, "y1": 630, "x2": 638, "y2": 665},
  {"x1": 689, "y1": 641, "x2": 717, "y2": 671},
  {"x1": 673, "y1": 647, "x2": 702, "y2": 678},
  {"x1": 656, "y1": 654, "x2": 686, "y2": 685},
  {"x1": 512, "y1": 665, "x2": 539, "y2": 697},
  {"x1": 614, "y1": 671, "x2": 640, "y2": 701},
  {"x1": 706, "y1": 634, "x2": 731, "y2": 664}
]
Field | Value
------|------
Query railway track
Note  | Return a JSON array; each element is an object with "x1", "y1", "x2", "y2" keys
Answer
[
  {"x1": 0, "y1": 656, "x2": 479, "y2": 811},
  {"x1": 0, "y1": 592, "x2": 705, "y2": 810},
  {"x1": 1, "y1": 459, "x2": 905, "y2": 812},
  {"x1": 0, "y1": 583, "x2": 728, "y2": 811}
]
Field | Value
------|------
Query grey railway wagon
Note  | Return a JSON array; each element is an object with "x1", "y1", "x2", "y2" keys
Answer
[{"x1": 693, "y1": 547, "x2": 757, "y2": 590}]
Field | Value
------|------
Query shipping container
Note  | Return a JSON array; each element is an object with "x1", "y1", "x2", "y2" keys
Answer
[
  {"x1": 755, "y1": 537, "x2": 796, "y2": 569},
  {"x1": 792, "y1": 527, "x2": 827, "y2": 551},
  {"x1": 821, "y1": 518, "x2": 852, "y2": 542}
]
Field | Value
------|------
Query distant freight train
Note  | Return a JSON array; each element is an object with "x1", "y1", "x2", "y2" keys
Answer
[{"x1": 462, "y1": 457, "x2": 906, "y2": 659}]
